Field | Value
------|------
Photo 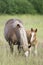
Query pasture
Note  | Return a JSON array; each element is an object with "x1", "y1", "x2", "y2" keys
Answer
[{"x1": 0, "y1": 14, "x2": 43, "y2": 65}]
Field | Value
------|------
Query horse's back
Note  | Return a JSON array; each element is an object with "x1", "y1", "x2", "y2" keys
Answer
[
  {"x1": 5, "y1": 19, "x2": 22, "y2": 26},
  {"x1": 4, "y1": 19, "x2": 22, "y2": 41}
]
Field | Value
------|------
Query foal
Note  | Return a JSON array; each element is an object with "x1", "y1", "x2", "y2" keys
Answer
[{"x1": 26, "y1": 28, "x2": 38, "y2": 55}]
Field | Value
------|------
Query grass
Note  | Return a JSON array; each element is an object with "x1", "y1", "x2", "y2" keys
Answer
[{"x1": 0, "y1": 14, "x2": 43, "y2": 65}]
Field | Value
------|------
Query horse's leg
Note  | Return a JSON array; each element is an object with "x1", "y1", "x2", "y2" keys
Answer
[
  {"x1": 28, "y1": 44, "x2": 32, "y2": 55},
  {"x1": 34, "y1": 44, "x2": 37, "y2": 56},
  {"x1": 29, "y1": 47, "x2": 32, "y2": 56},
  {"x1": 34, "y1": 40, "x2": 38, "y2": 56},
  {"x1": 17, "y1": 42, "x2": 21, "y2": 53},
  {"x1": 18, "y1": 45, "x2": 20, "y2": 53},
  {"x1": 9, "y1": 40, "x2": 13, "y2": 53}
]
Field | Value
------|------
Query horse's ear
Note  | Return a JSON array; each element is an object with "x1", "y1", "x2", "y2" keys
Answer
[
  {"x1": 35, "y1": 28, "x2": 37, "y2": 32},
  {"x1": 31, "y1": 28, "x2": 33, "y2": 32},
  {"x1": 17, "y1": 24, "x2": 20, "y2": 28}
]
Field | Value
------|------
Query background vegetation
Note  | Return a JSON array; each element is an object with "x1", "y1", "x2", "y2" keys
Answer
[{"x1": 0, "y1": 0, "x2": 43, "y2": 14}]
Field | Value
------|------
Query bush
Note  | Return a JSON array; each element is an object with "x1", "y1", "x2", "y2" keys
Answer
[
  {"x1": 28, "y1": 0, "x2": 43, "y2": 14},
  {"x1": 0, "y1": 0, "x2": 43, "y2": 14}
]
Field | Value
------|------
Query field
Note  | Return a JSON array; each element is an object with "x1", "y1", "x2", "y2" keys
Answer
[{"x1": 0, "y1": 14, "x2": 43, "y2": 65}]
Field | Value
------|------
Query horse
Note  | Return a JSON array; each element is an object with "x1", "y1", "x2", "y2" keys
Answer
[
  {"x1": 4, "y1": 19, "x2": 29, "y2": 57},
  {"x1": 26, "y1": 28, "x2": 38, "y2": 55}
]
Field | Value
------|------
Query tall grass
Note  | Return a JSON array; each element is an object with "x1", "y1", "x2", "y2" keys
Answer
[{"x1": 0, "y1": 14, "x2": 43, "y2": 65}]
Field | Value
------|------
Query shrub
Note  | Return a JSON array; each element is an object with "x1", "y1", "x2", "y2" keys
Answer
[{"x1": 0, "y1": 0, "x2": 43, "y2": 14}]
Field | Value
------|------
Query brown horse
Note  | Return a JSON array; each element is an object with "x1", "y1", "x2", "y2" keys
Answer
[
  {"x1": 26, "y1": 28, "x2": 38, "y2": 55},
  {"x1": 4, "y1": 19, "x2": 29, "y2": 57}
]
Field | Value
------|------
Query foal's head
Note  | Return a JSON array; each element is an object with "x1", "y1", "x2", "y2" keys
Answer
[{"x1": 30, "y1": 28, "x2": 37, "y2": 43}]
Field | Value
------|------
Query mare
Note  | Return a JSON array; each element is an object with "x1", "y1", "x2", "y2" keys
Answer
[{"x1": 4, "y1": 19, "x2": 29, "y2": 57}]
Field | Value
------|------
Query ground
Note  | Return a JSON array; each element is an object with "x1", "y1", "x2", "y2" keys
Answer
[{"x1": 0, "y1": 14, "x2": 43, "y2": 65}]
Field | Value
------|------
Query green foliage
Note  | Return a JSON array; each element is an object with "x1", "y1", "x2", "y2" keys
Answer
[
  {"x1": 0, "y1": 0, "x2": 43, "y2": 14},
  {"x1": 28, "y1": 0, "x2": 43, "y2": 14}
]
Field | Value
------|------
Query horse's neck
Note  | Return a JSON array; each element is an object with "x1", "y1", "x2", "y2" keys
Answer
[{"x1": 26, "y1": 30, "x2": 31, "y2": 38}]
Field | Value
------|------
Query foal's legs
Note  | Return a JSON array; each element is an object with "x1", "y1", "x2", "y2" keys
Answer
[
  {"x1": 28, "y1": 44, "x2": 32, "y2": 55},
  {"x1": 34, "y1": 44, "x2": 38, "y2": 56}
]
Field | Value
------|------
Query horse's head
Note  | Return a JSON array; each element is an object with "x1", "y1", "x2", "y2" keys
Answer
[
  {"x1": 16, "y1": 24, "x2": 29, "y2": 57},
  {"x1": 30, "y1": 28, "x2": 37, "y2": 43}
]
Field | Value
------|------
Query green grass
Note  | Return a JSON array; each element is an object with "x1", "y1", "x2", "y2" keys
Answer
[{"x1": 0, "y1": 14, "x2": 43, "y2": 65}]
